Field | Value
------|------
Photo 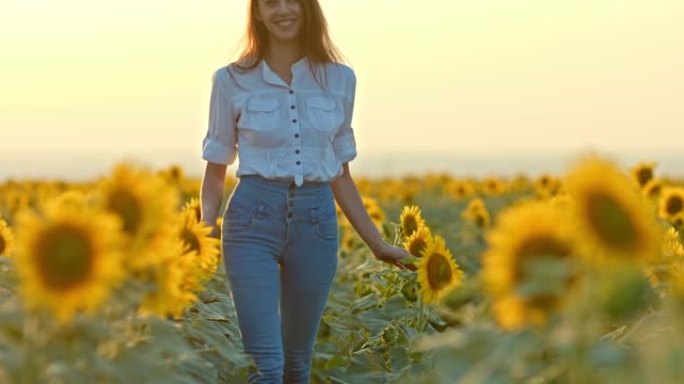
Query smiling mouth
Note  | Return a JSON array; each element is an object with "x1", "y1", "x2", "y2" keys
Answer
[{"x1": 275, "y1": 19, "x2": 297, "y2": 27}]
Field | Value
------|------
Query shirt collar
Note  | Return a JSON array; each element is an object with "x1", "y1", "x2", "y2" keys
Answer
[{"x1": 261, "y1": 56, "x2": 309, "y2": 87}]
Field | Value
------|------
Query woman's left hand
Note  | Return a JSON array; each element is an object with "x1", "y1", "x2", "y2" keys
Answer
[{"x1": 373, "y1": 243, "x2": 418, "y2": 271}]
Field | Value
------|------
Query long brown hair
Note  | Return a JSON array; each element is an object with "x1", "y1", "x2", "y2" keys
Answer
[{"x1": 233, "y1": 0, "x2": 345, "y2": 89}]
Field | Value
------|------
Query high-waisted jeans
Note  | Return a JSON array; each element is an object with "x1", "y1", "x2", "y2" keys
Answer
[{"x1": 221, "y1": 174, "x2": 339, "y2": 384}]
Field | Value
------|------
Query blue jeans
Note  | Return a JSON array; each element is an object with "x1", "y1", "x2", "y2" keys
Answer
[{"x1": 221, "y1": 174, "x2": 339, "y2": 384}]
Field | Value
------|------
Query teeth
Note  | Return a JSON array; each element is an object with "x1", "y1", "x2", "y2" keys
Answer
[{"x1": 276, "y1": 19, "x2": 294, "y2": 27}]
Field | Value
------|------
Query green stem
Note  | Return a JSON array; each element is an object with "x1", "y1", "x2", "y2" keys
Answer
[{"x1": 417, "y1": 296, "x2": 425, "y2": 331}]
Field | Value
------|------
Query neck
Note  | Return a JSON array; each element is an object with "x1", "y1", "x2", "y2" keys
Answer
[{"x1": 265, "y1": 40, "x2": 305, "y2": 67}]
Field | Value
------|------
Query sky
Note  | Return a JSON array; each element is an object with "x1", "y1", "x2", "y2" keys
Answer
[{"x1": 1, "y1": 0, "x2": 683, "y2": 179}]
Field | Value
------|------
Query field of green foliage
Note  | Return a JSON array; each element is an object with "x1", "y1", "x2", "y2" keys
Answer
[{"x1": 2, "y1": 154, "x2": 684, "y2": 383}]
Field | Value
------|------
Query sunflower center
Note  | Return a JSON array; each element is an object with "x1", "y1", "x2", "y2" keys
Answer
[
  {"x1": 108, "y1": 189, "x2": 142, "y2": 235},
  {"x1": 37, "y1": 224, "x2": 94, "y2": 290},
  {"x1": 181, "y1": 228, "x2": 201, "y2": 254},
  {"x1": 475, "y1": 213, "x2": 487, "y2": 228},
  {"x1": 426, "y1": 252, "x2": 453, "y2": 291},
  {"x1": 527, "y1": 294, "x2": 559, "y2": 312},
  {"x1": 0, "y1": 235, "x2": 6, "y2": 255},
  {"x1": 409, "y1": 238, "x2": 427, "y2": 257},
  {"x1": 170, "y1": 167, "x2": 182, "y2": 180},
  {"x1": 585, "y1": 191, "x2": 638, "y2": 253},
  {"x1": 514, "y1": 236, "x2": 572, "y2": 281},
  {"x1": 666, "y1": 196, "x2": 683, "y2": 216},
  {"x1": 193, "y1": 206, "x2": 202, "y2": 222},
  {"x1": 540, "y1": 177, "x2": 550, "y2": 187},
  {"x1": 403, "y1": 216, "x2": 418, "y2": 236},
  {"x1": 513, "y1": 236, "x2": 575, "y2": 312},
  {"x1": 636, "y1": 169, "x2": 653, "y2": 187}
]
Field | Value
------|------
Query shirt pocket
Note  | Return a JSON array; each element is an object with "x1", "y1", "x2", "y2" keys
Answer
[
  {"x1": 241, "y1": 94, "x2": 282, "y2": 131},
  {"x1": 305, "y1": 95, "x2": 342, "y2": 132}
]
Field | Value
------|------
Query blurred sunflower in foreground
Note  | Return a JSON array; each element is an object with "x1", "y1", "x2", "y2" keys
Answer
[
  {"x1": 94, "y1": 162, "x2": 180, "y2": 272},
  {"x1": 183, "y1": 197, "x2": 202, "y2": 223},
  {"x1": 0, "y1": 216, "x2": 15, "y2": 257},
  {"x1": 482, "y1": 200, "x2": 580, "y2": 330},
  {"x1": 416, "y1": 235, "x2": 463, "y2": 305},
  {"x1": 139, "y1": 239, "x2": 200, "y2": 319},
  {"x1": 13, "y1": 198, "x2": 126, "y2": 324},
  {"x1": 564, "y1": 154, "x2": 662, "y2": 266}
]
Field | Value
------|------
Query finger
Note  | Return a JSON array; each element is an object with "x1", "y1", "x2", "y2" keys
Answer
[{"x1": 395, "y1": 261, "x2": 407, "y2": 270}]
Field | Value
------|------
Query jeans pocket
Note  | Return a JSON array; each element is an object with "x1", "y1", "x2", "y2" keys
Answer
[
  {"x1": 316, "y1": 218, "x2": 338, "y2": 240},
  {"x1": 223, "y1": 199, "x2": 254, "y2": 233}
]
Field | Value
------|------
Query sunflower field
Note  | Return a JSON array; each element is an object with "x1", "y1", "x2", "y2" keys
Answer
[{"x1": 1, "y1": 152, "x2": 684, "y2": 383}]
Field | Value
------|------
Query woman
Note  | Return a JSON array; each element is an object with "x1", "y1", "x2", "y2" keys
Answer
[{"x1": 199, "y1": 0, "x2": 416, "y2": 382}]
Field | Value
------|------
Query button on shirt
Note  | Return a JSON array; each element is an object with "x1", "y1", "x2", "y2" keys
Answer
[{"x1": 201, "y1": 57, "x2": 358, "y2": 187}]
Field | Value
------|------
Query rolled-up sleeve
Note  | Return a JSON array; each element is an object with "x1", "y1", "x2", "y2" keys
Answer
[
  {"x1": 332, "y1": 69, "x2": 358, "y2": 164},
  {"x1": 202, "y1": 69, "x2": 238, "y2": 166}
]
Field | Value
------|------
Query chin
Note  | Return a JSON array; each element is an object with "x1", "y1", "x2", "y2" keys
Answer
[{"x1": 272, "y1": 32, "x2": 301, "y2": 43}]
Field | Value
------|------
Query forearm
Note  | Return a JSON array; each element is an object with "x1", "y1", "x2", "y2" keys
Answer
[
  {"x1": 200, "y1": 165, "x2": 226, "y2": 230},
  {"x1": 331, "y1": 166, "x2": 385, "y2": 254}
]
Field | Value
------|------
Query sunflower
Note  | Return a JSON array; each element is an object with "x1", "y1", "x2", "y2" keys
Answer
[
  {"x1": 463, "y1": 198, "x2": 486, "y2": 216},
  {"x1": 642, "y1": 178, "x2": 663, "y2": 199},
  {"x1": 403, "y1": 224, "x2": 432, "y2": 257},
  {"x1": 361, "y1": 196, "x2": 385, "y2": 232},
  {"x1": 0, "y1": 217, "x2": 15, "y2": 257},
  {"x1": 139, "y1": 239, "x2": 198, "y2": 319},
  {"x1": 39, "y1": 189, "x2": 95, "y2": 211},
  {"x1": 534, "y1": 174, "x2": 562, "y2": 199},
  {"x1": 398, "y1": 181, "x2": 420, "y2": 205},
  {"x1": 416, "y1": 235, "x2": 464, "y2": 305},
  {"x1": 481, "y1": 176, "x2": 507, "y2": 196},
  {"x1": 646, "y1": 227, "x2": 684, "y2": 288},
  {"x1": 13, "y1": 199, "x2": 125, "y2": 323},
  {"x1": 444, "y1": 179, "x2": 475, "y2": 201},
  {"x1": 630, "y1": 161, "x2": 657, "y2": 189},
  {"x1": 378, "y1": 180, "x2": 407, "y2": 203},
  {"x1": 159, "y1": 164, "x2": 185, "y2": 184},
  {"x1": 472, "y1": 210, "x2": 491, "y2": 229},
  {"x1": 340, "y1": 231, "x2": 356, "y2": 253},
  {"x1": 399, "y1": 205, "x2": 427, "y2": 238},
  {"x1": 182, "y1": 197, "x2": 202, "y2": 223},
  {"x1": 564, "y1": 154, "x2": 662, "y2": 265},
  {"x1": 177, "y1": 210, "x2": 220, "y2": 283},
  {"x1": 3, "y1": 188, "x2": 31, "y2": 219},
  {"x1": 482, "y1": 200, "x2": 580, "y2": 330},
  {"x1": 659, "y1": 186, "x2": 684, "y2": 221},
  {"x1": 95, "y1": 162, "x2": 180, "y2": 271},
  {"x1": 461, "y1": 198, "x2": 491, "y2": 229},
  {"x1": 672, "y1": 213, "x2": 684, "y2": 230}
]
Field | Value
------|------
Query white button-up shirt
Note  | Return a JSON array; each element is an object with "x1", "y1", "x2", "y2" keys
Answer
[{"x1": 201, "y1": 56, "x2": 357, "y2": 186}]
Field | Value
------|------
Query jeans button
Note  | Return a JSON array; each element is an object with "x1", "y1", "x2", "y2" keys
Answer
[{"x1": 287, "y1": 212, "x2": 293, "y2": 218}]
